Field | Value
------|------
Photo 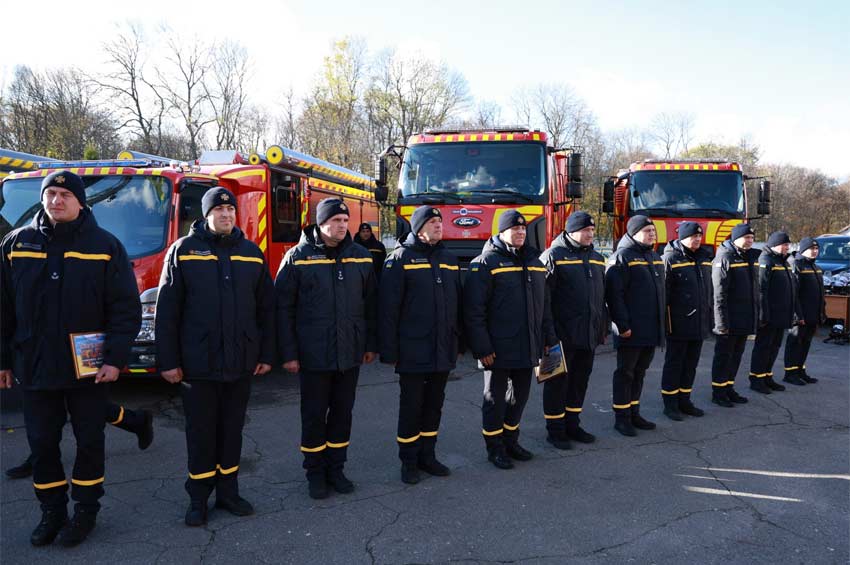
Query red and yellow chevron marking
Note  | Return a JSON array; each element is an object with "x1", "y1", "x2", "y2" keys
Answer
[
  {"x1": 490, "y1": 205, "x2": 544, "y2": 234},
  {"x1": 301, "y1": 191, "x2": 310, "y2": 228},
  {"x1": 292, "y1": 159, "x2": 375, "y2": 188},
  {"x1": 257, "y1": 193, "x2": 268, "y2": 253},
  {"x1": 0, "y1": 156, "x2": 39, "y2": 170},
  {"x1": 705, "y1": 219, "x2": 742, "y2": 246},
  {"x1": 632, "y1": 162, "x2": 740, "y2": 172},
  {"x1": 408, "y1": 131, "x2": 547, "y2": 145},
  {"x1": 309, "y1": 178, "x2": 374, "y2": 200}
]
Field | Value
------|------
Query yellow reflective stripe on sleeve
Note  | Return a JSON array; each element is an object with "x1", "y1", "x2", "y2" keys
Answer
[
  {"x1": 217, "y1": 464, "x2": 239, "y2": 475},
  {"x1": 326, "y1": 441, "x2": 349, "y2": 448},
  {"x1": 231, "y1": 255, "x2": 263, "y2": 264},
  {"x1": 294, "y1": 259, "x2": 334, "y2": 265},
  {"x1": 653, "y1": 261, "x2": 664, "y2": 265},
  {"x1": 555, "y1": 259, "x2": 583, "y2": 265},
  {"x1": 482, "y1": 428, "x2": 503, "y2": 436},
  {"x1": 679, "y1": 388, "x2": 693, "y2": 393},
  {"x1": 64, "y1": 252, "x2": 111, "y2": 261},
  {"x1": 701, "y1": 262, "x2": 713, "y2": 266},
  {"x1": 189, "y1": 469, "x2": 217, "y2": 480},
  {"x1": 420, "y1": 430, "x2": 438, "y2": 437},
  {"x1": 661, "y1": 389, "x2": 680, "y2": 395},
  {"x1": 341, "y1": 257, "x2": 372, "y2": 264},
  {"x1": 7, "y1": 251, "x2": 47, "y2": 259},
  {"x1": 503, "y1": 422, "x2": 519, "y2": 431},
  {"x1": 300, "y1": 444, "x2": 327, "y2": 453},
  {"x1": 527, "y1": 266, "x2": 547, "y2": 272},
  {"x1": 439, "y1": 264, "x2": 459, "y2": 271},
  {"x1": 771, "y1": 266, "x2": 786, "y2": 271},
  {"x1": 397, "y1": 434, "x2": 421, "y2": 443},
  {"x1": 403, "y1": 263, "x2": 431, "y2": 270},
  {"x1": 671, "y1": 262, "x2": 696, "y2": 269},
  {"x1": 729, "y1": 263, "x2": 748, "y2": 268},
  {"x1": 71, "y1": 476, "x2": 105, "y2": 486},
  {"x1": 179, "y1": 255, "x2": 218, "y2": 261},
  {"x1": 491, "y1": 266, "x2": 523, "y2": 274},
  {"x1": 627, "y1": 260, "x2": 649, "y2": 266},
  {"x1": 565, "y1": 406, "x2": 582, "y2": 413},
  {"x1": 544, "y1": 412, "x2": 565, "y2": 420},
  {"x1": 798, "y1": 270, "x2": 815, "y2": 274},
  {"x1": 589, "y1": 260, "x2": 606, "y2": 266},
  {"x1": 109, "y1": 406, "x2": 124, "y2": 425},
  {"x1": 612, "y1": 403, "x2": 631, "y2": 409},
  {"x1": 368, "y1": 248, "x2": 384, "y2": 253},
  {"x1": 34, "y1": 479, "x2": 68, "y2": 489}
]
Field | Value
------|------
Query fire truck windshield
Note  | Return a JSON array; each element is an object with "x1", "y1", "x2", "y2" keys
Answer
[
  {"x1": 399, "y1": 142, "x2": 546, "y2": 203},
  {"x1": 0, "y1": 175, "x2": 173, "y2": 259},
  {"x1": 629, "y1": 170, "x2": 744, "y2": 218}
]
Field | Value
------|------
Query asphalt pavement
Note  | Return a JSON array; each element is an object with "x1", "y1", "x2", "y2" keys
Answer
[{"x1": 1, "y1": 333, "x2": 848, "y2": 564}]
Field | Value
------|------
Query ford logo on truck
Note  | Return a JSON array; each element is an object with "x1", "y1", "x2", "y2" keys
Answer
[{"x1": 453, "y1": 217, "x2": 481, "y2": 227}]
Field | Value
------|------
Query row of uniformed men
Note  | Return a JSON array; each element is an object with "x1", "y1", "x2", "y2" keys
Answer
[{"x1": 0, "y1": 171, "x2": 825, "y2": 546}]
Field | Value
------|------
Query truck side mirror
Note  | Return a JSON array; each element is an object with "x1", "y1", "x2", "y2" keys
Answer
[
  {"x1": 603, "y1": 180, "x2": 615, "y2": 202},
  {"x1": 602, "y1": 201, "x2": 615, "y2": 214},
  {"x1": 566, "y1": 182, "x2": 583, "y2": 199},
  {"x1": 374, "y1": 156, "x2": 388, "y2": 202},
  {"x1": 759, "y1": 180, "x2": 771, "y2": 203},
  {"x1": 758, "y1": 201, "x2": 771, "y2": 216}
]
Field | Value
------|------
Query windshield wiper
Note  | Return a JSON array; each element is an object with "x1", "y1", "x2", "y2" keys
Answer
[
  {"x1": 682, "y1": 208, "x2": 738, "y2": 218},
  {"x1": 633, "y1": 207, "x2": 683, "y2": 217},
  {"x1": 473, "y1": 189, "x2": 535, "y2": 202},
  {"x1": 405, "y1": 191, "x2": 463, "y2": 202}
]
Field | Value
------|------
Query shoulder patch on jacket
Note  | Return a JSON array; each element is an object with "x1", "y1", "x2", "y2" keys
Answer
[
  {"x1": 16, "y1": 241, "x2": 43, "y2": 251},
  {"x1": 189, "y1": 249, "x2": 211, "y2": 256},
  {"x1": 385, "y1": 259, "x2": 394, "y2": 269}
]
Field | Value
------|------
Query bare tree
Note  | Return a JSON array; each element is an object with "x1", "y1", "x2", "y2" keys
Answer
[
  {"x1": 649, "y1": 112, "x2": 694, "y2": 158},
  {"x1": 206, "y1": 40, "x2": 250, "y2": 150},
  {"x1": 95, "y1": 23, "x2": 169, "y2": 154},
  {"x1": 272, "y1": 86, "x2": 300, "y2": 150}
]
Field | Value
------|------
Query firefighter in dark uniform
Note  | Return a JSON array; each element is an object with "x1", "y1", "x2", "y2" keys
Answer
[
  {"x1": 0, "y1": 171, "x2": 141, "y2": 547},
  {"x1": 540, "y1": 211, "x2": 607, "y2": 448},
  {"x1": 6, "y1": 403, "x2": 154, "y2": 479},
  {"x1": 605, "y1": 215, "x2": 665, "y2": 437},
  {"x1": 711, "y1": 223, "x2": 759, "y2": 407},
  {"x1": 155, "y1": 187, "x2": 275, "y2": 526},
  {"x1": 783, "y1": 237, "x2": 825, "y2": 385},
  {"x1": 660, "y1": 221, "x2": 713, "y2": 420},
  {"x1": 354, "y1": 222, "x2": 387, "y2": 280},
  {"x1": 464, "y1": 210, "x2": 556, "y2": 469},
  {"x1": 275, "y1": 198, "x2": 378, "y2": 499},
  {"x1": 748, "y1": 231, "x2": 799, "y2": 394},
  {"x1": 379, "y1": 206, "x2": 462, "y2": 484}
]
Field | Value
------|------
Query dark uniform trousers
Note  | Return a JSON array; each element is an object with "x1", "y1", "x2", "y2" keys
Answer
[
  {"x1": 543, "y1": 349, "x2": 594, "y2": 436},
  {"x1": 181, "y1": 377, "x2": 251, "y2": 501},
  {"x1": 661, "y1": 340, "x2": 703, "y2": 404},
  {"x1": 612, "y1": 347, "x2": 655, "y2": 416},
  {"x1": 750, "y1": 326, "x2": 785, "y2": 385},
  {"x1": 300, "y1": 368, "x2": 359, "y2": 478},
  {"x1": 711, "y1": 335, "x2": 748, "y2": 393},
  {"x1": 23, "y1": 385, "x2": 107, "y2": 512},
  {"x1": 396, "y1": 372, "x2": 449, "y2": 464},
  {"x1": 784, "y1": 324, "x2": 816, "y2": 378},
  {"x1": 482, "y1": 368, "x2": 532, "y2": 453},
  {"x1": 106, "y1": 402, "x2": 145, "y2": 434}
]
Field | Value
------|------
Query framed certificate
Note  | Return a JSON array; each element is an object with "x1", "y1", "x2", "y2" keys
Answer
[
  {"x1": 69, "y1": 332, "x2": 106, "y2": 379},
  {"x1": 535, "y1": 342, "x2": 567, "y2": 383}
]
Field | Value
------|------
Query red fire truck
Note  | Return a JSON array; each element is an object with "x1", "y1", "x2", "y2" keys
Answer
[
  {"x1": 0, "y1": 146, "x2": 378, "y2": 375},
  {"x1": 374, "y1": 127, "x2": 583, "y2": 264},
  {"x1": 601, "y1": 159, "x2": 770, "y2": 250}
]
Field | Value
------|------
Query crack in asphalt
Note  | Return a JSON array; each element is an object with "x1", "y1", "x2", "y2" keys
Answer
[{"x1": 365, "y1": 499, "x2": 404, "y2": 565}]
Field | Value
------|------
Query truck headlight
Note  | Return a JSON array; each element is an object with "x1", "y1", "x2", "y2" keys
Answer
[{"x1": 136, "y1": 318, "x2": 156, "y2": 342}]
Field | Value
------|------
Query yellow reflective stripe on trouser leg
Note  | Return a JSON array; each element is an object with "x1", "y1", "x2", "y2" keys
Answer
[
  {"x1": 565, "y1": 407, "x2": 582, "y2": 413},
  {"x1": 544, "y1": 412, "x2": 565, "y2": 420},
  {"x1": 326, "y1": 441, "x2": 349, "y2": 448},
  {"x1": 397, "y1": 433, "x2": 420, "y2": 443},
  {"x1": 482, "y1": 428, "x2": 503, "y2": 436},
  {"x1": 300, "y1": 444, "x2": 327, "y2": 453},
  {"x1": 612, "y1": 403, "x2": 631, "y2": 409},
  {"x1": 71, "y1": 476, "x2": 105, "y2": 486},
  {"x1": 34, "y1": 479, "x2": 68, "y2": 489},
  {"x1": 661, "y1": 389, "x2": 680, "y2": 395},
  {"x1": 420, "y1": 430, "x2": 438, "y2": 437},
  {"x1": 189, "y1": 469, "x2": 217, "y2": 480},
  {"x1": 503, "y1": 423, "x2": 519, "y2": 431},
  {"x1": 109, "y1": 406, "x2": 124, "y2": 425},
  {"x1": 217, "y1": 464, "x2": 239, "y2": 475}
]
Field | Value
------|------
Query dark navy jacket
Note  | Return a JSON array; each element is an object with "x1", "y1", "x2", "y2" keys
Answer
[
  {"x1": 0, "y1": 209, "x2": 141, "y2": 390},
  {"x1": 662, "y1": 240, "x2": 714, "y2": 341},
  {"x1": 605, "y1": 234, "x2": 666, "y2": 348},
  {"x1": 758, "y1": 247, "x2": 800, "y2": 329},
  {"x1": 540, "y1": 232, "x2": 608, "y2": 351},
  {"x1": 354, "y1": 232, "x2": 387, "y2": 280},
  {"x1": 378, "y1": 232, "x2": 462, "y2": 373},
  {"x1": 789, "y1": 252, "x2": 826, "y2": 325},
  {"x1": 712, "y1": 240, "x2": 760, "y2": 335},
  {"x1": 464, "y1": 236, "x2": 556, "y2": 369},
  {"x1": 155, "y1": 221, "x2": 275, "y2": 381},
  {"x1": 275, "y1": 226, "x2": 378, "y2": 372}
]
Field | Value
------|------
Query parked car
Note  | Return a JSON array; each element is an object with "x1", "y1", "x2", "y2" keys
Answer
[{"x1": 816, "y1": 235, "x2": 850, "y2": 274}]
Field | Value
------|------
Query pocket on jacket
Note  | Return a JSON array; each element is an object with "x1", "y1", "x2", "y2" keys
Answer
[
  {"x1": 182, "y1": 332, "x2": 209, "y2": 376},
  {"x1": 243, "y1": 328, "x2": 261, "y2": 371}
]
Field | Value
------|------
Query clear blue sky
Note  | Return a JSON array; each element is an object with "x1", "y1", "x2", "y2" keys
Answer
[{"x1": 2, "y1": 0, "x2": 847, "y2": 178}]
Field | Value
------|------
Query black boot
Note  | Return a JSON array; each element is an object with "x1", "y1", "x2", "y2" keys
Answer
[
  {"x1": 487, "y1": 445, "x2": 514, "y2": 469},
  {"x1": 727, "y1": 388, "x2": 748, "y2": 403},
  {"x1": 185, "y1": 500, "x2": 208, "y2": 527},
  {"x1": 750, "y1": 378, "x2": 772, "y2": 394},
  {"x1": 801, "y1": 373, "x2": 818, "y2": 384},
  {"x1": 326, "y1": 467, "x2": 355, "y2": 494},
  {"x1": 631, "y1": 409, "x2": 656, "y2": 430},
  {"x1": 565, "y1": 426, "x2": 596, "y2": 443},
  {"x1": 215, "y1": 494, "x2": 254, "y2": 516},
  {"x1": 766, "y1": 377, "x2": 786, "y2": 391},
  {"x1": 136, "y1": 410, "x2": 155, "y2": 450},
  {"x1": 307, "y1": 474, "x2": 328, "y2": 500},
  {"x1": 418, "y1": 437, "x2": 450, "y2": 476},
  {"x1": 58, "y1": 508, "x2": 97, "y2": 546},
  {"x1": 712, "y1": 389, "x2": 734, "y2": 407},
  {"x1": 614, "y1": 414, "x2": 637, "y2": 437},
  {"x1": 6, "y1": 453, "x2": 34, "y2": 479},
  {"x1": 662, "y1": 396, "x2": 684, "y2": 421},
  {"x1": 546, "y1": 432, "x2": 573, "y2": 450},
  {"x1": 401, "y1": 463, "x2": 421, "y2": 484},
  {"x1": 30, "y1": 507, "x2": 67, "y2": 546},
  {"x1": 505, "y1": 442, "x2": 533, "y2": 461},
  {"x1": 783, "y1": 374, "x2": 806, "y2": 386}
]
